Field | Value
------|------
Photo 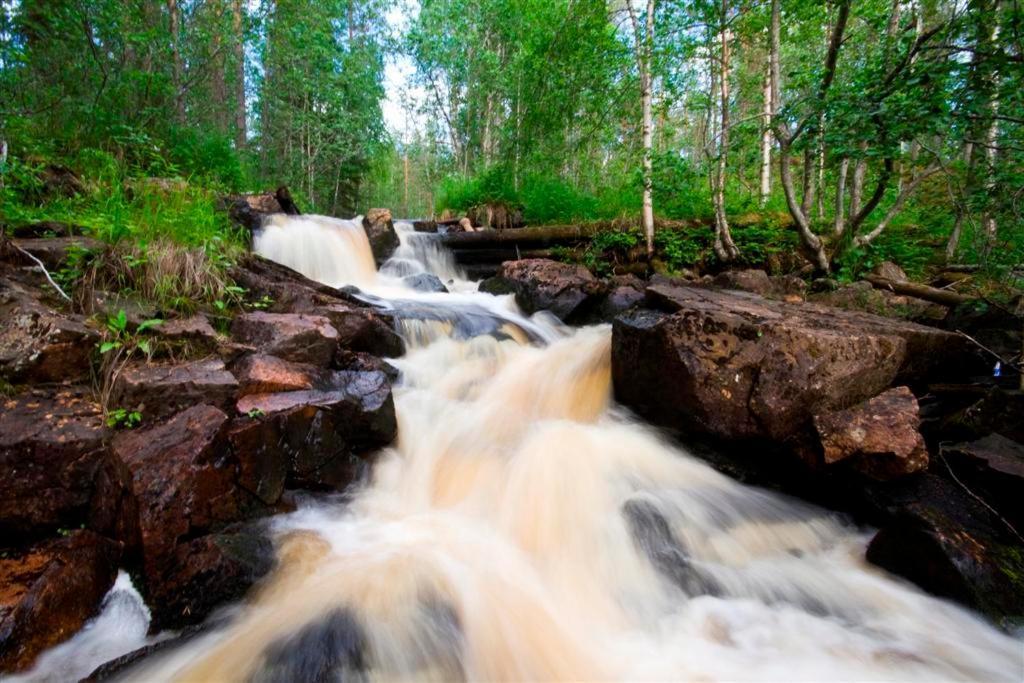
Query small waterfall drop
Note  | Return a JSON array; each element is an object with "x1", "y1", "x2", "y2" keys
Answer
[{"x1": 36, "y1": 213, "x2": 1021, "y2": 682}]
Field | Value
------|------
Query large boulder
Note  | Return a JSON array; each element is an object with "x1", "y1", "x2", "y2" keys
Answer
[
  {"x1": 402, "y1": 273, "x2": 449, "y2": 293},
  {"x1": 0, "y1": 531, "x2": 121, "y2": 673},
  {"x1": 940, "y1": 433, "x2": 1024, "y2": 532},
  {"x1": 712, "y1": 269, "x2": 807, "y2": 300},
  {"x1": 111, "y1": 358, "x2": 239, "y2": 420},
  {"x1": 111, "y1": 405, "x2": 248, "y2": 626},
  {"x1": 232, "y1": 368, "x2": 397, "y2": 492},
  {"x1": 813, "y1": 386, "x2": 929, "y2": 480},
  {"x1": 865, "y1": 473, "x2": 1024, "y2": 622},
  {"x1": 612, "y1": 283, "x2": 967, "y2": 445},
  {"x1": 0, "y1": 273, "x2": 99, "y2": 384},
  {"x1": 480, "y1": 259, "x2": 608, "y2": 323},
  {"x1": 231, "y1": 312, "x2": 339, "y2": 366},
  {"x1": 321, "y1": 304, "x2": 405, "y2": 358},
  {"x1": 362, "y1": 208, "x2": 400, "y2": 264},
  {"x1": 0, "y1": 389, "x2": 131, "y2": 544}
]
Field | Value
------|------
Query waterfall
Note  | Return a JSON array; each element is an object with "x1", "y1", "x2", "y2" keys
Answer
[{"x1": 24, "y1": 214, "x2": 1022, "y2": 682}]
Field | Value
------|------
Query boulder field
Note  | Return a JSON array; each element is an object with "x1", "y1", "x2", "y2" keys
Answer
[{"x1": 0, "y1": 243, "x2": 401, "y2": 673}]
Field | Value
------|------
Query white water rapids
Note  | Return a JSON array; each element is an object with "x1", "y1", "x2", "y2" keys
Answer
[{"x1": 13, "y1": 215, "x2": 1022, "y2": 682}]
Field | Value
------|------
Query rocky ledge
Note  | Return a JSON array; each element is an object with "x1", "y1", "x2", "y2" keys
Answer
[{"x1": 0, "y1": 243, "x2": 402, "y2": 673}]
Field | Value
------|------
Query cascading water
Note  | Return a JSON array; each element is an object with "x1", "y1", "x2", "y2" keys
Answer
[{"x1": 16, "y1": 214, "x2": 1022, "y2": 682}]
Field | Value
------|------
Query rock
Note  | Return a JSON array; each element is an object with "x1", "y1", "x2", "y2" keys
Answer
[
  {"x1": 231, "y1": 312, "x2": 339, "y2": 366},
  {"x1": 872, "y1": 260, "x2": 908, "y2": 282},
  {"x1": 232, "y1": 369, "x2": 397, "y2": 491},
  {"x1": 865, "y1": 473, "x2": 1024, "y2": 622},
  {"x1": 335, "y1": 349, "x2": 400, "y2": 383},
  {"x1": 0, "y1": 389, "x2": 131, "y2": 543},
  {"x1": 412, "y1": 220, "x2": 438, "y2": 233},
  {"x1": 711, "y1": 269, "x2": 807, "y2": 300},
  {"x1": 810, "y1": 281, "x2": 947, "y2": 323},
  {"x1": 0, "y1": 531, "x2": 121, "y2": 673},
  {"x1": 10, "y1": 236, "x2": 103, "y2": 270},
  {"x1": 229, "y1": 254, "x2": 357, "y2": 315},
  {"x1": 157, "y1": 315, "x2": 220, "y2": 350},
  {"x1": 362, "y1": 208, "x2": 399, "y2": 264},
  {"x1": 321, "y1": 304, "x2": 405, "y2": 358},
  {"x1": 466, "y1": 202, "x2": 524, "y2": 231},
  {"x1": 8, "y1": 221, "x2": 87, "y2": 239},
  {"x1": 941, "y1": 433, "x2": 1024, "y2": 531},
  {"x1": 597, "y1": 275, "x2": 645, "y2": 321},
  {"x1": 458, "y1": 217, "x2": 474, "y2": 233},
  {"x1": 480, "y1": 259, "x2": 608, "y2": 323},
  {"x1": 149, "y1": 525, "x2": 274, "y2": 630},
  {"x1": 402, "y1": 273, "x2": 449, "y2": 293},
  {"x1": 233, "y1": 353, "x2": 316, "y2": 397},
  {"x1": 0, "y1": 275, "x2": 99, "y2": 384},
  {"x1": 36, "y1": 163, "x2": 85, "y2": 201},
  {"x1": 222, "y1": 187, "x2": 300, "y2": 232},
  {"x1": 613, "y1": 284, "x2": 966, "y2": 446},
  {"x1": 111, "y1": 405, "x2": 246, "y2": 624},
  {"x1": 111, "y1": 359, "x2": 239, "y2": 420},
  {"x1": 813, "y1": 387, "x2": 929, "y2": 480}
]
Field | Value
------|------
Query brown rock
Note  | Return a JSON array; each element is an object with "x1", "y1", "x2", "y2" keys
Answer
[
  {"x1": 872, "y1": 260, "x2": 908, "y2": 282},
  {"x1": 157, "y1": 315, "x2": 220, "y2": 349},
  {"x1": 231, "y1": 369, "x2": 397, "y2": 492},
  {"x1": 0, "y1": 531, "x2": 121, "y2": 673},
  {"x1": 480, "y1": 259, "x2": 608, "y2": 323},
  {"x1": 221, "y1": 186, "x2": 301, "y2": 232},
  {"x1": 813, "y1": 387, "x2": 929, "y2": 480},
  {"x1": 362, "y1": 208, "x2": 400, "y2": 264},
  {"x1": 0, "y1": 389, "x2": 130, "y2": 543},
  {"x1": 10, "y1": 236, "x2": 103, "y2": 270},
  {"x1": 712, "y1": 269, "x2": 775, "y2": 296},
  {"x1": 322, "y1": 304, "x2": 404, "y2": 358},
  {"x1": 112, "y1": 405, "x2": 242, "y2": 609},
  {"x1": 0, "y1": 276, "x2": 99, "y2": 383},
  {"x1": 233, "y1": 353, "x2": 316, "y2": 397},
  {"x1": 941, "y1": 433, "x2": 1024, "y2": 531},
  {"x1": 111, "y1": 358, "x2": 239, "y2": 420},
  {"x1": 231, "y1": 311, "x2": 339, "y2": 366}
]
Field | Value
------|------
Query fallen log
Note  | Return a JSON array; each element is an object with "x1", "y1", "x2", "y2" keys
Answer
[{"x1": 864, "y1": 275, "x2": 974, "y2": 307}]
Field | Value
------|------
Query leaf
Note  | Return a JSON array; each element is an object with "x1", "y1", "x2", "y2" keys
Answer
[
  {"x1": 99, "y1": 341, "x2": 122, "y2": 354},
  {"x1": 137, "y1": 339, "x2": 151, "y2": 355},
  {"x1": 136, "y1": 318, "x2": 164, "y2": 333}
]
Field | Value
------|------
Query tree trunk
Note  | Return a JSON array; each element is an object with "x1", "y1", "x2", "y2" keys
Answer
[
  {"x1": 626, "y1": 0, "x2": 656, "y2": 259},
  {"x1": 232, "y1": 0, "x2": 246, "y2": 148},
  {"x1": 167, "y1": 0, "x2": 185, "y2": 126},
  {"x1": 758, "y1": 57, "x2": 772, "y2": 207},
  {"x1": 713, "y1": 0, "x2": 738, "y2": 261},
  {"x1": 833, "y1": 157, "x2": 849, "y2": 236},
  {"x1": 210, "y1": 0, "x2": 228, "y2": 133}
]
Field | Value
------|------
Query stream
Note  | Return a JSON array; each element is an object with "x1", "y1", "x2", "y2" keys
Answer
[{"x1": 13, "y1": 215, "x2": 1022, "y2": 682}]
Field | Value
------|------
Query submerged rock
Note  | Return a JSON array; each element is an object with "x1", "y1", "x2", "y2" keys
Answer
[
  {"x1": 402, "y1": 272, "x2": 449, "y2": 293},
  {"x1": 362, "y1": 208, "x2": 400, "y2": 264},
  {"x1": 0, "y1": 531, "x2": 121, "y2": 673},
  {"x1": 813, "y1": 386, "x2": 929, "y2": 480}
]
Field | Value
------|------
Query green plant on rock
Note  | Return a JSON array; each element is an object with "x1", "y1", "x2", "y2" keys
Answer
[
  {"x1": 106, "y1": 408, "x2": 143, "y2": 429},
  {"x1": 96, "y1": 310, "x2": 163, "y2": 416}
]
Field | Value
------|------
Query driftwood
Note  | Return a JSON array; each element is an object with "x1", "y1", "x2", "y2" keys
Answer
[{"x1": 864, "y1": 275, "x2": 973, "y2": 307}]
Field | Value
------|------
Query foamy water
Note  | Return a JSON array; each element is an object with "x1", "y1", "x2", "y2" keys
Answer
[{"x1": 15, "y1": 214, "x2": 1022, "y2": 682}]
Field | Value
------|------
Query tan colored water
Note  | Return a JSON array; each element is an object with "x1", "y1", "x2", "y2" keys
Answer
[{"x1": 16, "y1": 216, "x2": 1022, "y2": 682}]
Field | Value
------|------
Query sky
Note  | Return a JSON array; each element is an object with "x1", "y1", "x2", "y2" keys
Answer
[{"x1": 381, "y1": 1, "x2": 426, "y2": 141}]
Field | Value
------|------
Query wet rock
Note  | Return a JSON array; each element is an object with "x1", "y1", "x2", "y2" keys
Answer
[
  {"x1": 623, "y1": 499, "x2": 720, "y2": 597},
  {"x1": 941, "y1": 433, "x2": 1024, "y2": 531},
  {"x1": 151, "y1": 524, "x2": 274, "y2": 630},
  {"x1": 613, "y1": 284, "x2": 966, "y2": 446},
  {"x1": 231, "y1": 312, "x2": 339, "y2": 366},
  {"x1": 111, "y1": 405, "x2": 244, "y2": 616},
  {"x1": 232, "y1": 369, "x2": 397, "y2": 492},
  {"x1": 597, "y1": 274, "x2": 645, "y2": 321},
  {"x1": 813, "y1": 387, "x2": 929, "y2": 480},
  {"x1": 412, "y1": 220, "x2": 438, "y2": 233},
  {"x1": 222, "y1": 186, "x2": 301, "y2": 232},
  {"x1": 865, "y1": 473, "x2": 1024, "y2": 622},
  {"x1": 229, "y1": 254, "x2": 351, "y2": 315},
  {"x1": 111, "y1": 358, "x2": 239, "y2": 420},
  {"x1": 10, "y1": 236, "x2": 102, "y2": 270},
  {"x1": 0, "y1": 275, "x2": 99, "y2": 384},
  {"x1": 480, "y1": 259, "x2": 608, "y2": 323},
  {"x1": 335, "y1": 349, "x2": 400, "y2": 383},
  {"x1": 0, "y1": 531, "x2": 121, "y2": 673},
  {"x1": 254, "y1": 609, "x2": 367, "y2": 682},
  {"x1": 233, "y1": 353, "x2": 316, "y2": 397},
  {"x1": 0, "y1": 389, "x2": 130, "y2": 543},
  {"x1": 322, "y1": 304, "x2": 405, "y2": 358},
  {"x1": 402, "y1": 272, "x2": 449, "y2": 293},
  {"x1": 362, "y1": 208, "x2": 400, "y2": 264}
]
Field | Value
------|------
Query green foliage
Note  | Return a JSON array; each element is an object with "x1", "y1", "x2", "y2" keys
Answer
[
  {"x1": 655, "y1": 229, "x2": 706, "y2": 272},
  {"x1": 106, "y1": 408, "x2": 143, "y2": 430},
  {"x1": 98, "y1": 310, "x2": 164, "y2": 358}
]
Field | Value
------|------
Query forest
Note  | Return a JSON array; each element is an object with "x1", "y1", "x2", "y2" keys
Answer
[
  {"x1": 2, "y1": 1, "x2": 1024, "y2": 680},
  {"x1": 2, "y1": 0, "x2": 1021, "y2": 284}
]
